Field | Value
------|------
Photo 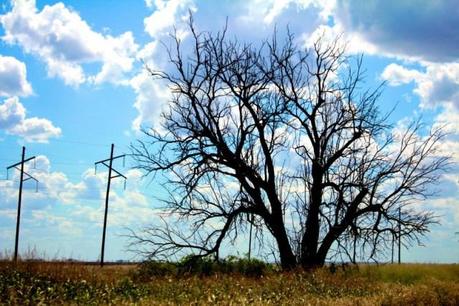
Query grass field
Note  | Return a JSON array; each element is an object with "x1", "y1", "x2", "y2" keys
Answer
[{"x1": 0, "y1": 260, "x2": 458, "y2": 305}]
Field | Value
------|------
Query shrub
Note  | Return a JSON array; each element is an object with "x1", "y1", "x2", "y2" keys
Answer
[
  {"x1": 176, "y1": 255, "x2": 269, "y2": 277},
  {"x1": 133, "y1": 260, "x2": 177, "y2": 281},
  {"x1": 220, "y1": 256, "x2": 268, "y2": 277},
  {"x1": 177, "y1": 255, "x2": 217, "y2": 276}
]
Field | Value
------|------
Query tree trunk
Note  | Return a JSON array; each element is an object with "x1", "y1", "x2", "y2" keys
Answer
[
  {"x1": 300, "y1": 164, "x2": 323, "y2": 269},
  {"x1": 301, "y1": 254, "x2": 326, "y2": 269},
  {"x1": 269, "y1": 216, "x2": 297, "y2": 270}
]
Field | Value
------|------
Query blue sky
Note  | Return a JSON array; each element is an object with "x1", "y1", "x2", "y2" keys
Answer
[{"x1": 0, "y1": 0, "x2": 458, "y2": 263}]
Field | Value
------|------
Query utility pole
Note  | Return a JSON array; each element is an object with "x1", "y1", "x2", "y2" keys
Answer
[
  {"x1": 351, "y1": 223, "x2": 358, "y2": 264},
  {"x1": 95, "y1": 144, "x2": 126, "y2": 267},
  {"x1": 248, "y1": 214, "x2": 253, "y2": 260},
  {"x1": 6, "y1": 146, "x2": 38, "y2": 263},
  {"x1": 352, "y1": 234, "x2": 357, "y2": 264},
  {"x1": 390, "y1": 235, "x2": 396, "y2": 263},
  {"x1": 398, "y1": 206, "x2": 401, "y2": 264}
]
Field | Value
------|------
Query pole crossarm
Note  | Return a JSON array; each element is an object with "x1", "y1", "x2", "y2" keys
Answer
[
  {"x1": 95, "y1": 154, "x2": 125, "y2": 167},
  {"x1": 6, "y1": 156, "x2": 35, "y2": 171},
  {"x1": 7, "y1": 161, "x2": 39, "y2": 192},
  {"x1": 6, "y1": 158, "x2": 39, "y2": 187},
  {"x1": 7, "y1": 157, "x2": 36, "y2": 180}
]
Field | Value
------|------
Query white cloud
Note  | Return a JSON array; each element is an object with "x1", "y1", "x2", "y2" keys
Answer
[
  {"x1": 431, "y1": 106, "x2": 459, "y2": 166},
  {"x1": 130, "y1": 71, "x2": 170, "y2": 130},
  {"x1": 433, "y1": 105, "x2": 459, "y2": 136},
  {"x1": 132, "y1": 0, "x2": 330, "y2": 130},
  {"x1": 129, "y1": 0, "x2": 196, "y2": 130},
  {"x1": 133, "y1": 0, "x2": 336, "y2": 132},
  {"x1": 32, "y1": 210, "x2": 82, "y2": 236},
  {"x1": 0, "y1": 0, "x2": 138, "y2": 86},
  {"x1": 0, "y1": 179, "x2": 17, "y2": 209},
  {"x1": 415, "y1": 63, "x2": 459, "y2": 110},
  {"x1": 0, "y1": 96, "x2": 61, "y2": 142},
  {"x1": 29, "y1": 158, "x2": 157, "y2": 225},
  {"x1": 0, "y1": 96, "x2": 24, "y2": 129},
  {"x1": 143, "y1": 0, "x2": 195, "y2": 38},
  {"x1": 238, "y1": 0, "x2": 331, "y2": 27},
  {"x1": 0, "y1": 55, "x2": 33, "y2": 97},
  {"x1": 10, "y1": 117, "x2": 62, "y2": 142},
  {"x1": 429, "y1": 197, "x2": 459, "y2": 224},
  {"x1": 235, "y1": 0, "x2": 329, "y2": 42},
  {"x1": 144, "y1": 0, "x2": 155, "y2": 8},
  {"x1": 62, "y1": 168, "x2": 159, "y2": 228},
  {"x1": 381, "y1": 63, "x2": 459, "y2": 110},
  {"x1": 381, "y1": 63, "x2": 423, "y2": 86}
]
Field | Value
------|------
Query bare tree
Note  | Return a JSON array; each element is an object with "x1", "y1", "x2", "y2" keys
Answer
[{"x1": 130, "y1": 21, "x2": 449, "y2": 269}]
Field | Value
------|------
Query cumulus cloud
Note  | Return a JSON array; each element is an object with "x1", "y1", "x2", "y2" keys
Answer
[
  {"x1": 0, "y1": 96, "x2": 61, "y2": 142},
  {"x1": 429, "y1": 197, "x2": 459, "y2": 224},
  {"x1": 0, "y1": 0, "x2": 138, "y2": 86},
  {"x1": 381, "y1": 63, "x2": 459, "y2": 110},
  {"x1": 130, "y1": 0, "x2": 195, "y2": 130},
  {"x1": 27, "y1": 157, "x2": 157, "y2": 225},
  {"x1": 335, "y1": 0, "x2": 459, "y2": 62},
  {"x1": 240, "y1": 0, "x2": 331, "y2": 26},
  {"x1": 130, "y1": 71, "x2": 170, "y2": 130},
  {"x1": 381, "y1": 63, "x2": 423, "y2": 86},
  {"x1": 132, "y1": 0, "x2": 330, "y2": 130},
  {"x1": 61, "y1": 168, "x2": 159, "y2": 230},
  {"x1": 431, "y1": 106, "x2": 459, "y2": 165},
  {"x1": 32, "y1": 210, "x2": 82, "y2": 236},
  {"x1": 0, "y1": 55, "x2": 32, "y2": 97},
  {"x1": 434, "y1": 105, "x2": 459, "y2": 136},
  {"x1": 144, "y1": 0, "x2": 195, "y2": 38}
]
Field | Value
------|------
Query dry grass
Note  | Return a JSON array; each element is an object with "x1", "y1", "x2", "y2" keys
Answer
[{"x1": 1, "y1": 261, "x2": 458, "y2": 305}]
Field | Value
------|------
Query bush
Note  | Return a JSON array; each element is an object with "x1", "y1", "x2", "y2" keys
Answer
[
  {"x1": 177, "y1": 255, "x2": 217, "y2": 276},
  {"x1": 220, "y1": 256, "x2": 268, "y2": 277},
  {"x1": 132, "y1": 261, "x2": 177, "y2": 281},
  {"x1": 134, "y1": 255, "x2": 269, "y2": 278},
  {"x1": 177, "y1": 255, "x2": 269, "y2": 277}
]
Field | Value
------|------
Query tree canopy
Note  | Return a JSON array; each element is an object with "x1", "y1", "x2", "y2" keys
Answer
[{"x1": 130, "y1": 21, "x2": 449, "y2": 269}]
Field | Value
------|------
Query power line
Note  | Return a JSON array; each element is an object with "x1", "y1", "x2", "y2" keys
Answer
[
  {"x1": 0, "y1": 185, "x2": 156, "y2": 198},
  {"x1": 398, "y1": 206, "x2": 401, "y2": 264},
  {"x1": 2, "y1": 144, "x2": 132, "y2": 172},
  {"x1": 47, "y1": 139, "x2": 132, "y2": 151},
  {"x1": 45, "y1": 139, "x2": 111, "y2": 147}
]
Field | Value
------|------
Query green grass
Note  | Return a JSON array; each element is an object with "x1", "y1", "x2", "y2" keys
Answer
[{"x1": 0, "y1": 261, "x2": 458, "y2": 305}]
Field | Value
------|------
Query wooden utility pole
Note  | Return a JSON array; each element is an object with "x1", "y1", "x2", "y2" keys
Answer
[
  {"x1": 95, "y1": 144, "x2": 126, "y2": 267},
  {"x1": 391, "y1": 235, "x2": 395, "y2": 264},
  {"x1": 352, "y1": 234, "x2": 357, "y2": 264},
  {"x1": 248, "y1": 214, "x2": 254, "y2": 260},
  {"x1": 6, "y1": 146, "x2": 38, "y2": 263},
  {"x1": 398, "y1": 206, "x2": 401, "y2": 264}
]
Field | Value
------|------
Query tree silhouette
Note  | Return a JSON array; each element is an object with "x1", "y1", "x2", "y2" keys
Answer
[{"x1": 130, "y1": 21, "x2": 449, "y2": 269}]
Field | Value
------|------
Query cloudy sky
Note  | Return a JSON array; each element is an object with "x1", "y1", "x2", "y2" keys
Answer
[{"x1": 0, "y1": 0, "x2": 458, "y2": 262}]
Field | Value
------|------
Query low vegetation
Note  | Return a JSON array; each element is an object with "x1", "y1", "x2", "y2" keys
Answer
[{"x1": 0, "y1": 259, "x2": 458, "y2": 305}]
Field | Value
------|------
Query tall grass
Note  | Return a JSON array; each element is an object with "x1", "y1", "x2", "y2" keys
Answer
[{"x1": 1, "y1": 260, "x2": 458, "y2": 305}]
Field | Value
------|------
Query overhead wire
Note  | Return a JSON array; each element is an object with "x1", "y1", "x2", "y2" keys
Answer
[{"x1": 0, "y1": 185, "x2": 156, "y2": 198}]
